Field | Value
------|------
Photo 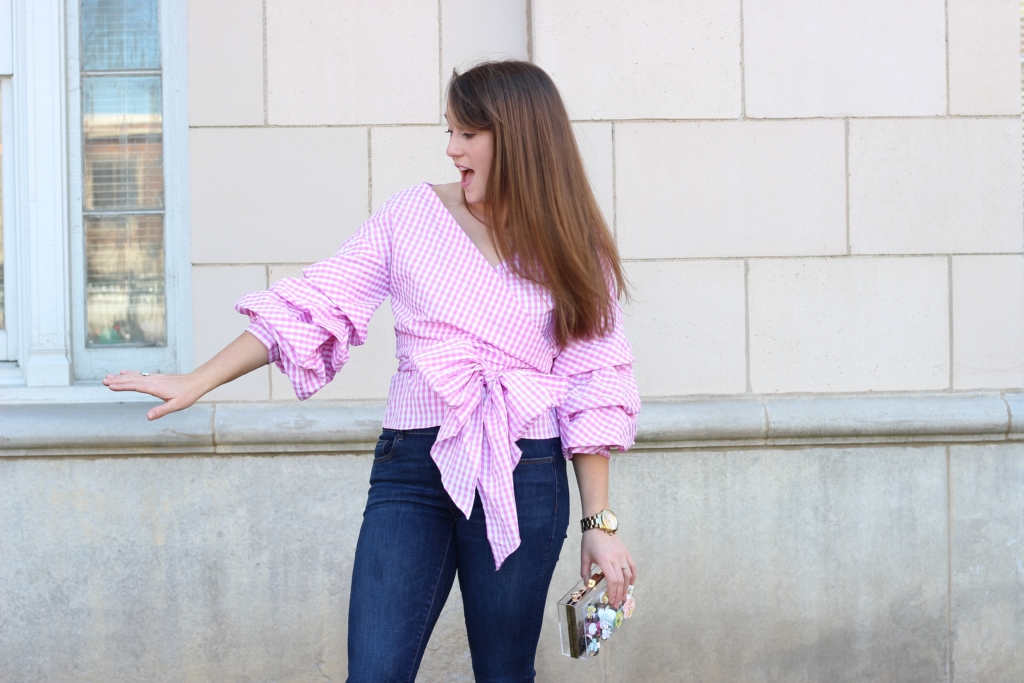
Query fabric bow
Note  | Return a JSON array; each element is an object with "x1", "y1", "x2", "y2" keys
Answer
[{"x1": 410, "y1": 338, "x2": 568, "y2": 568}]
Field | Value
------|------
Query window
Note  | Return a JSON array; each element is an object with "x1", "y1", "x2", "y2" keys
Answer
[
  {"x1": 67, "y1": 0, "x2": 190, "y2": 379},
  {"x1": 0, "y1": 0, "x2": 187, "y2": 390},
  {"x1": 79, "y1": 0, "x2": 166, "y2": 349},
  {"x1": 0, "y1": 0, "x2": 12, "y2": 366},
  {"x1": 1, "y1": 86, "x2": 6, "y2": 335}
]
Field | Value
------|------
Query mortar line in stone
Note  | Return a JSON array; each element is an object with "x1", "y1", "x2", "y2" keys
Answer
[
  {"x1": 367, "y1": 128, "x2": 373, "y2": 217},
  {"x1": 619, "y1": 253, "x2": 1023, "y2": 263},
  {"x1": 744, "y1": 259, "x2": 752, "y2": 393},
  {"x1": 947, "y1": 255, "x2": 954, "y2": 390},
  {"x1": 760, "y1": 399, "x2": 770, "y2": 439},
  {"x1": 184, "y1": 114, "x2": 1019, "y2": 130},
  {"x1": 437, "y1": 0, "x2": 443, "y2": 123},
  {"x1": 526, "y1": 0, "x2": 533, "y2": 63},
  {"x1": 634, "y1": 439, "x2": 1008, "y2": 454},
  {"x1": 189, "y1": 123, "x2": 452, "y2": 130},
  {"x1": 608, "y1": 387, "x2": 1003, "y2": 399},
  {"x1": 844, "y1": 118, "x2": 851, "y2": 254},
  {"x1": 944, "y1": 0, "x2": 951, "y2": 116},
  {"x1": 945, "y1": 444, "x2": 954, "y2": 683},
  {"x1": 611, "y1": 121, "x2": 618, "y2": 239},
  {"x1": 568, "y1": 114, "x2": 1018, "y2": 123},
  {"x1": 266, "y1": 261, "x2": 272, "y2": 401},
  {"x1": 210, "y1": 403, "x2": 218, "y2": 449},
  {"x1": 1001, "y1": 391, "x2": 1013, "y2": 435},
  {"x1": 738, "y1": 0, "x2": 746, "y2": 119},
  {"x1": 192, "y1": 262, "x2": 321, "y2": 268},
  {"x1": 262, "y1": 0, "x2": 268, "y2": 125}
]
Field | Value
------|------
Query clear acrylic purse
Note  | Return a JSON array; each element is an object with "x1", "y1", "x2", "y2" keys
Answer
[{"x1": 556, "y1": 569, "x2": 636, "y2": 659}]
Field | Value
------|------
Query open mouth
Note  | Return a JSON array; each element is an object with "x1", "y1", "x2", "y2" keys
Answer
[{"x1": 459, "y1": 167, "x2": 475, "y2": 188}]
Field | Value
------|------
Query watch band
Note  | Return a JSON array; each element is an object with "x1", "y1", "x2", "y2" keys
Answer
[{"x1": 580, "y1": 509, "x2": 617, "y2": 534}]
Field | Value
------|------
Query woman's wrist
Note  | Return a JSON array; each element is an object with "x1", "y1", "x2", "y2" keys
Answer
[
  {"x1": 571, "y1": 452, "x2": 611, "y2": 518},
  {"x1": 190, "y1": 331, "x2": 271, "y2": 397},
  {"x1": 188, "y1": 367, "x2": 219, "y2": 399}
]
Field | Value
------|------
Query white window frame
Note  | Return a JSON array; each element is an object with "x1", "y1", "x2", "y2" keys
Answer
[
  {"x1": 0, "y1": 0, "x2": 16, "y2": 372},
  {"x1": 0, "y1": 77, "x2": 15, "y2": 367},
  {"x1": 0, "y1": 0, "x2": 191, "y2": 396}
]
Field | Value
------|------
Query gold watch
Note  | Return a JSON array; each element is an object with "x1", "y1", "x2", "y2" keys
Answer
[{"x1": 580, "y1": 509, "x2": 618, "y2": 535}]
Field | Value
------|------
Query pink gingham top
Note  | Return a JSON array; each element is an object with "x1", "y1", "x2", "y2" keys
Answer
[{"x1": 236, "y1": 183, "x2": 641, "y2": 568}]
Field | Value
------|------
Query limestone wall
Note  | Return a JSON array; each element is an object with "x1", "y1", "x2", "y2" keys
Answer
[
  {"x1": 2, "y1": 2, "x2": 1022, "y2": 681},
  {"x1": 2, "y1": 399, "x2": 1023, "y2": 682},
  {"x1": 186, "y1": 0, "x2": 1023, "y2": 402}
]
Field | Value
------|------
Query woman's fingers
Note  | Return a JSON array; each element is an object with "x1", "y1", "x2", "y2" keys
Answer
[
  {"x1": 581, "y1": 531, "x2": 638, "y2": 608},
  {"x1": 616, "y1": 562, "x2": 629, "y2": 606},
  {"x1": 103, "y1": 370, "x2": 154, "y2": 391},
  {"x1": 580, "y1": 551, "x2": 592, "y2": 579},
  {"x1": 603, "y1": 562, "x2": 625, "y2": 608},
  {"x1": 148, "y1": 397, "x2": 183, "y2": 421},
  {"x1": 102, "y1": 371, "x2": 201, "y2": 420}
]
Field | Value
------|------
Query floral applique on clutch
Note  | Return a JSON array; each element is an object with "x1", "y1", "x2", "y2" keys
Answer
[{"x1": 557, "y1": 570, "x2": 636, "y2": 659}]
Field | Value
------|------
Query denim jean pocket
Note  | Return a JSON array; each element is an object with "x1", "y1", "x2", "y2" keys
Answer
[
  {"x1": 373, "y1": 431, "x2": 400, "y2": 462},
  {"x1": 515, "y1": 438, "x2": 559, "y2": 466},
  {"x1": 517, "y1": 453, "x2": 554, "y2": 465}
]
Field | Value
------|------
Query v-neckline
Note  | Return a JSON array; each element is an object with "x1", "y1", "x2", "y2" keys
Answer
[
  {"x1": 427, "y1": 183, "x2": 504, "y2": 271},
  {"x1": 420, "y1": 183, "x2": 555, "y2": 368}
]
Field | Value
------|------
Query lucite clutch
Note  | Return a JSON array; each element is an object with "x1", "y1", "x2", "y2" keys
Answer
[{"x1": 556, "y1": 569, "x2": 636, "y2": 659}]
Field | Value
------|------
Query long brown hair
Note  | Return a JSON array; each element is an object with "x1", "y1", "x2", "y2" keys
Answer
[{"x1": 446, "y1": 60, "x2": 627, "y2": 348}]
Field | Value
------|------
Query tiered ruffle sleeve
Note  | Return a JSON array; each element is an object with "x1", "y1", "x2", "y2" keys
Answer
[
  {"x1": 552, "y1": 298, "x2": 641, "y2": 457},
  {"x1": 235, "y1": 208, "x2": 392, "y2": 400}
]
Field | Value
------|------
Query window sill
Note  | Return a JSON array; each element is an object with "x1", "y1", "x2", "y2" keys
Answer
[{"x1": 0, "y1": 382, "x2": 160, "y2": 403}]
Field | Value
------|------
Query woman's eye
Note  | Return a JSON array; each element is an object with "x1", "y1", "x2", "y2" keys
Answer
[
  {"x1": 444, "y1": 129, "x2": 452, "y2": 135},
  {"x1": 462, "y1": 133, "x2": 475, "y2": 139}
]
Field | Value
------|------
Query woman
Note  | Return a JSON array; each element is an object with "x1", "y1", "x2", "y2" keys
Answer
[{"x1": 106, "y1": 61, "x2": 640, "y2": 682}]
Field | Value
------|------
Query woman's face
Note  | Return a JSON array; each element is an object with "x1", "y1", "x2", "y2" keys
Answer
[{"x1": 445, "y1": 112, "x2": 494, "y2": 207}]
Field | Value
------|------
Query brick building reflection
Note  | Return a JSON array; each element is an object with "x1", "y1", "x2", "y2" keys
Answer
[{"x1": 83, "y1": 86, "x2": 166, "y2": 346}]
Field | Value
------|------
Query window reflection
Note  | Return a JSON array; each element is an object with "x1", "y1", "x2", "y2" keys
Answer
[
  {"x1": 82, "y1": 76, "x2": 163, "y2": 210},
  {"x1": 0, "y1": 89, "x2": 4, "y2": 332},
  {"x1": 81, "y1": 0, "x2": 160, "y2": 71},
  {"x1": 85, "y1": 215, "x2": 165, "y2": 345},
  {"x1": 81, "y1": 0, "x2": 165, "y2": 346}
]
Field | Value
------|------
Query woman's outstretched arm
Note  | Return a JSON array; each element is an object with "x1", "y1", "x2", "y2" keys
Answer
[
  {"x1": 103, "y1": 330, "x2": 269, "y2": 421},
  {"x1": 573, "y1": 452, "x2": 637, "y2": 609}
]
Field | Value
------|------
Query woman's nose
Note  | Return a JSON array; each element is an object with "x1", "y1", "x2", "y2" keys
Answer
[{"x1": 446, "y1": 137, "x2": 460, "y2": 158}]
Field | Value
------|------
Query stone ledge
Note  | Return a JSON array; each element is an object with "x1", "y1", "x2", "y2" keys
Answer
[
  {"x1": 1, "y1": 392, "x2": 1021, "y2": 457},
  {"x1": 636, "y1": 393, "x2": 1017, "y2": 449},
  {"x1": 0, "y1": 403, "x2": 216, "y2": 456}
]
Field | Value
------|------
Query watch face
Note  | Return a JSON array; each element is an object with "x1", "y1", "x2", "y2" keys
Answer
[{"x1": 600, "y1": 509, "x2": 618, "y2": 531}]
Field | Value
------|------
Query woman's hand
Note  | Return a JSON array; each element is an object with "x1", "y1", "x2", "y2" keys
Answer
[
  {"x1": 580, "y1": 529, "x2": 636, "y2": 609},
  {"x1": 103, "y1": 370, "x2": 206, "y2": 421},
  {"x1": 103, "y1": 331, "x2": 270, "y2": 421}
]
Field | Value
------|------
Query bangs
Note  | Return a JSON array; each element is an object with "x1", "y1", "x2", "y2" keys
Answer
[{"x1": 446, "y1": 69, "x2": 495, "y2": 131}]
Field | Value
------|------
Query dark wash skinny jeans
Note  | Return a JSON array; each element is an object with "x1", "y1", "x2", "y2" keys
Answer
[{"x1": 346, "y1": 427, "x2": 570, "y2": 683}]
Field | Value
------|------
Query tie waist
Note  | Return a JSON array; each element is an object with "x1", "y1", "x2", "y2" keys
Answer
[{"x1": 409, "y1": 338, "x2": 568, "y2": 568}]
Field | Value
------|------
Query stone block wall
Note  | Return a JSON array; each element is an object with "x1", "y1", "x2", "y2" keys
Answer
[
  {"x1": 2, "y1": 397, "x2": 1024, "y2": 679},
  {"x1": 3, "y1": 3, "x2": 1022, "y2": 682},
  {"x1": 186, "y1": 0, "x2": 1023, "y2": 402},
  {"x1": 3, "y1": 400, "x2": 1023, "y2": 682}
]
